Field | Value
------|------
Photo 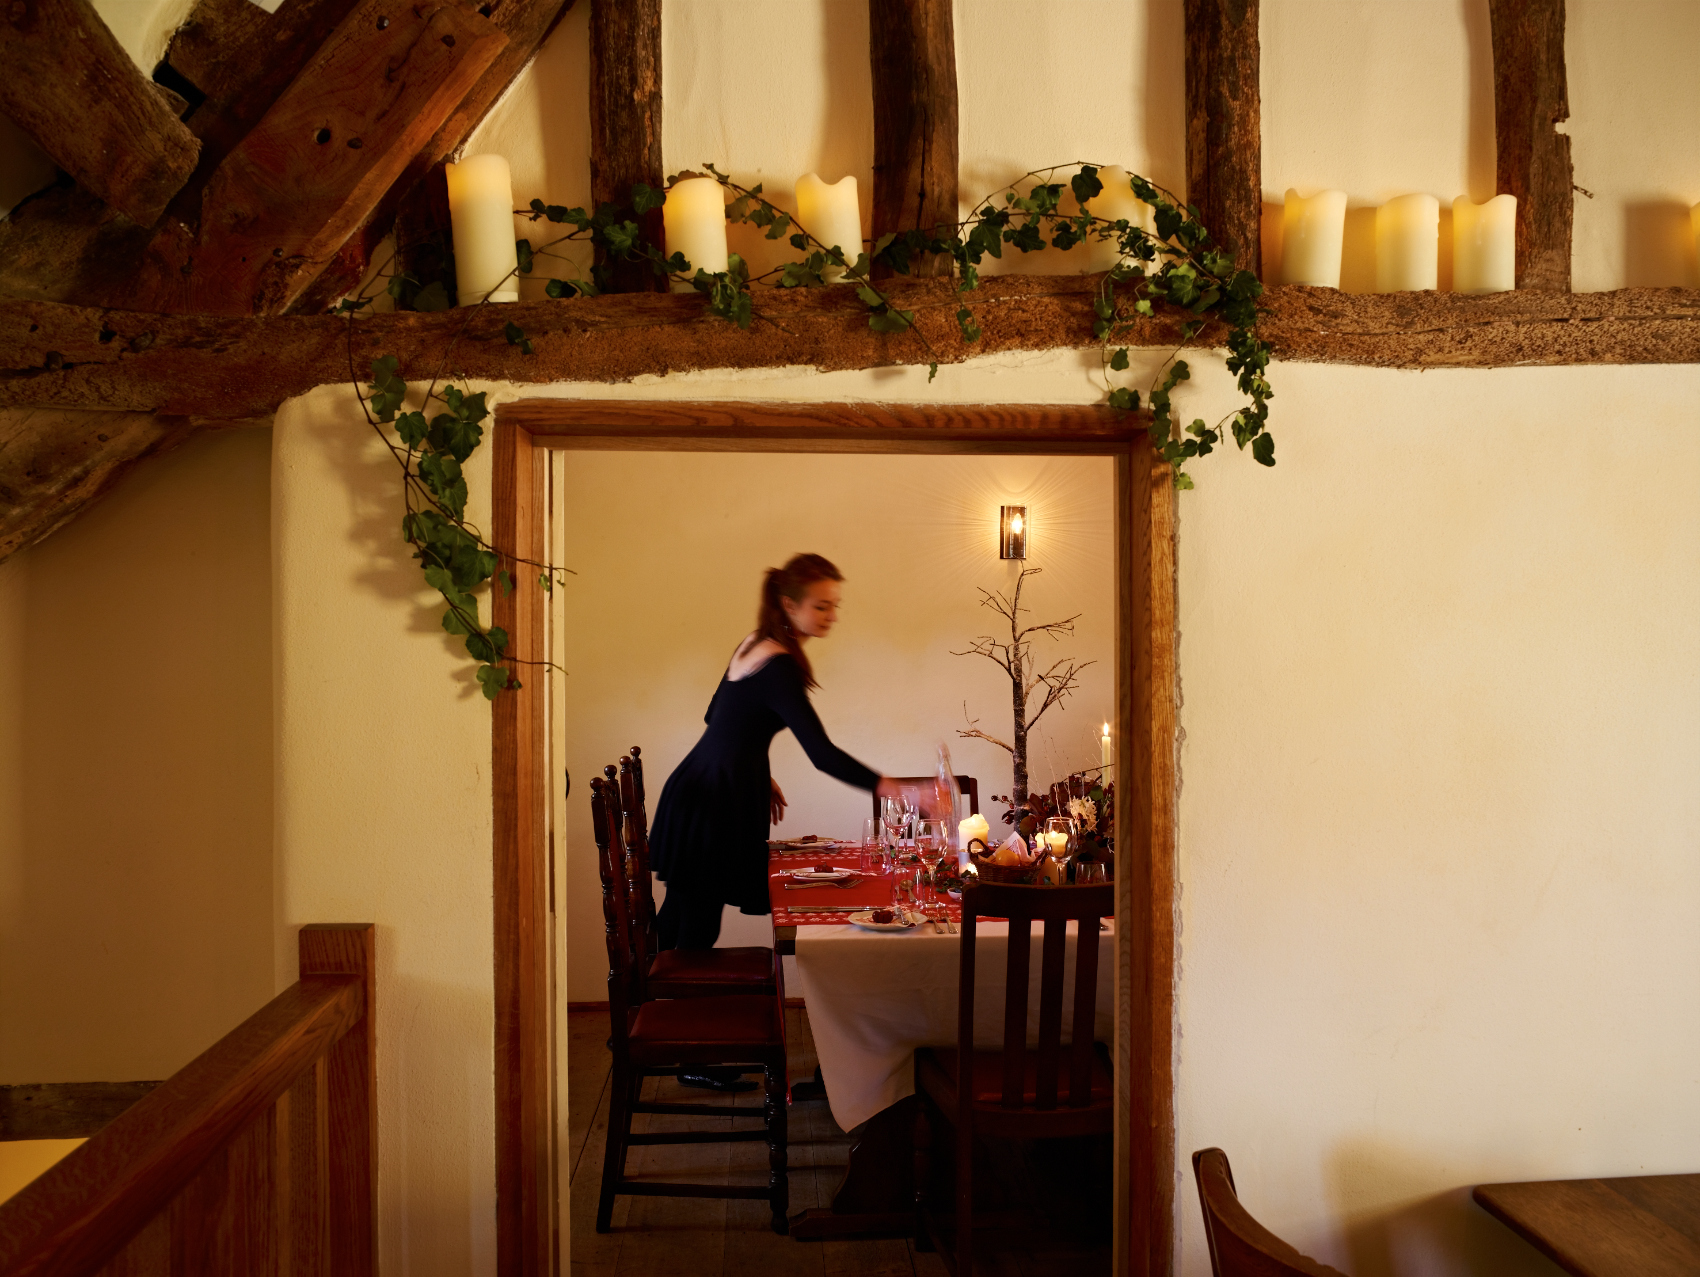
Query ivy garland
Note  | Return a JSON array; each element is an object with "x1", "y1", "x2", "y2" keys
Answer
[{"x1": 339, "y1": 162, "x2": 1275, "y2": 699}]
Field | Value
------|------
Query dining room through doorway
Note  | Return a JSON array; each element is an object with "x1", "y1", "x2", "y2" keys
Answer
[{"x1": 552, "y1": 447, "x2": 1119, "y2": 1265}]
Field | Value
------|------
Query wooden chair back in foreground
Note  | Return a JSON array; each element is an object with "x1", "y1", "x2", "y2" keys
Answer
[
  {"x1": 612, "y1": 747, "x2": 778, "y2": 1000},
  {"x1": 0, "y1": 924, "x2": 377, "y2": 1277},
  {"x1": 913, "y1": 880, "x2": 1114, "y2": 1274},
  {"x1": 589, "y1": 773, "x2": 791, "y2": 1234},
  {"x1": 1193, "y1": 1147, "x2": 1350, "y2": 1277},
  {"x1": 874, "y1": 775, "x2": 979, "y2": 818}
]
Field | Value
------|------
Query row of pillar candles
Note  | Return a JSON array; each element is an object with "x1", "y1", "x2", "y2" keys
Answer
[{"x1": 442, "y1": 156, "x2": 1700, "y2": 306}]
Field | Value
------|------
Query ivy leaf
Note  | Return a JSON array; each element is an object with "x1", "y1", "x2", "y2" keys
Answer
[
  {"x1": 412, "y1": 281, "x2": 451, "y2": 312},
  {"x1": 476, "y1": 663, "x2": 511, "y2": 700},
  {"x1": 515, "y1": 239, "x2": 534, "y2": 275},
  {"x1": 538, "y1": 571, "x2": 553, "y2": 595},
  {"x1": 855, "y1": 284, "x2": 884, "y2": 308},
  {"x1": 631, "y1": 182, "x2": 665, "y2": 215},
  {"x1": 764, "y1": 211, "x2": 792, "y2": 240},
  {"x1": 928, "y1": 361, "x2": 939, "y2": 382},
  {"x1": 499, "y1": 569, "x2": 514, "y2": 596},
  {"x1": 1109, "y1": 347, "x2": 1129, "y2": 372},
  {"x1": 956, "y1": 307, "x2": 981, "y2": 343},
  {"x1": 1107, "y1": 387, "x2": 1139, "y2": 412},
  {"x1": 867, "y1": 308, "x2": 914, "y2": 334},
  {"x1": 368, "y1": 355, "x2": 407, "y2": 422},
  {"x1": 1252, "y1": 433, "x2": 1276, "y2": 466},
  {"x1": 1071, "y1": 165, "x2": 1103, "y2": 207},
  {"x1": 396, "y1": 410, "x2": 428, "y2": 448},
  {"x1": 504, "y1": 322, "x2": 534, "y2": 355}
]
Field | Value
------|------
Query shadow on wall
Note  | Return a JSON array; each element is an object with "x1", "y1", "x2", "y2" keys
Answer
[
  {"x1": 1624, "y1": 200, "x2": 1700, "y2": 288},
  {"x1": 1325, "y1": 1141, "x2": 1568, "y2": 1277},
  {"x1": 302, "y1": 402, "x2": 484, "y2": 700}
]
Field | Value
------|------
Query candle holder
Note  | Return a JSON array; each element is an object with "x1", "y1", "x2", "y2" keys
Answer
[{"x1": 1000, "y1": 505, "x2": 1028, "y2": 560}]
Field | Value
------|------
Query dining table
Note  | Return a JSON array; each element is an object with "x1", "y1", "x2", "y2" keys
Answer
[
  {"x1": 766, "y1": 839, "x2": 1116, "y2": 1238},
  {"x1": 1473, "y1": 1173, "x2": 1700, "y2": 1276}
]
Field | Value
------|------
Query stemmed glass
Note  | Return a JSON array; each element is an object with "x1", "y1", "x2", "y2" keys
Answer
[
  {"x1": 880, "y1": 795, "x2": 911, "y2": 858},
  {"x1": 860, "y1": 815, "x2": 882, "y2": 873},
  {"x1": 914, "y1": 819, "x2": 947, "y2": 906},
  {"x1": 1042, "y1": 816, "x2": 1075, "y2": 883}
]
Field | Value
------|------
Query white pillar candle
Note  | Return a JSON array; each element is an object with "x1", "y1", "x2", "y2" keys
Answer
[
  {"x1": 1374, "y1": 193, "x2": 1440, "y2": 293},
  {"x1": 1452, "y1": 194, "x2": 1517, "y2": 294},
  {"x1": 795, "y1": 173, "x2": 862, "y2": 281},
  {"x1": 1044, "y1": 830, "x2": 1069, "y2": 858},
  {"x1": 663, "y1": 176, "x2": 729, "y2": 292},
  {"x1": 1281, "y1": 189, "x2": 1347, "y2": 288},
  {"x1": 445, "y1": 155, "x2": 519, "y2": 306},
  {"x1": 1100, "y1": 722, "x2": 1113, "y2": 771},
  {"x1": 1081, "y1": 165, "x2": 1156, "y2": 272},
  {"x1": 958, "y1": 813, "x2": 990, "y2": 850}
]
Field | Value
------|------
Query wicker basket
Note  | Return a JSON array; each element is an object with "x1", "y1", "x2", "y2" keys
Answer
[{"x1": 968, "y1": 851, "x2": 1045, "y2": 885}]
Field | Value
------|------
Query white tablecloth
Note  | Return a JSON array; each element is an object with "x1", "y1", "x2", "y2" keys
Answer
[{"x1": 793, "y1": 920, "x2": 1116, "y2": 1132}]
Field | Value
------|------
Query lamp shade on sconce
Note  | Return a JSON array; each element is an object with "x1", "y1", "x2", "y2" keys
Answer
[{"x1": 1000, "y1": 506, "x2": 1028, "y2": 559}]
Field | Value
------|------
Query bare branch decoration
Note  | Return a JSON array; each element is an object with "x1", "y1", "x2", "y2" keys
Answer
[{"x1": 952, "y1": 567, "x2": 1094, "y2": 799}]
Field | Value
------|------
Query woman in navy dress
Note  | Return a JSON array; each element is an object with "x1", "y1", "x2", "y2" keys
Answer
[{"x1": 649, "y1": 553, "x2": 900, "y2": 951}]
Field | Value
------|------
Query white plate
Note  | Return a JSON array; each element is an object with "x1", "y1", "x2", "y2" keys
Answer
[
  {"x1": 788, "y1": 867, "x2": 854, "y2": 882},
  {"x1": 848, "y1": 909, "x2": 916, "y2": 931}
]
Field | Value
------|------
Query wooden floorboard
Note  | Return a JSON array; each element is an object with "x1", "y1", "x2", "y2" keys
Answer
[{"x1": 568, "y1": 1008, "x2": 948, "y2": 1276}]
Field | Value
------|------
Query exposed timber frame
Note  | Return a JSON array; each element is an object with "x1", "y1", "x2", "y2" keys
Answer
[
  {"x1": 868, "y1": 0, "x2": 959, "y2": 277},
  {"x1": 588, "y1": 0, "x2": 664, "y2": 292},
  {"x1": 491, "y1": 401, "x2": 1176, "y2": 1276},
  {"x1": 1489, "y1": 0, "x2": 1575, "y2": 291},
  {"x1": 1183, "y1": 0, "x2": 1261, "y2": 276}
]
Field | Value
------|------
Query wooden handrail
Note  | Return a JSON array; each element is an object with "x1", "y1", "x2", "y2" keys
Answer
[{"x1": 0, "y1": 923, "x2": 376, "y2": 1277}]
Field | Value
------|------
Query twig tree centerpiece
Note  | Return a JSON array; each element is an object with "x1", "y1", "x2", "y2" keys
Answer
[{"x1": 954, "y1": 567, "x2": 1094, "y2": 802}]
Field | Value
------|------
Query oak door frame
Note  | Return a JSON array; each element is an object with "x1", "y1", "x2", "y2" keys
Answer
[{"x1": 490, "y1": 399, "x2": 1178, "y2": 1277}]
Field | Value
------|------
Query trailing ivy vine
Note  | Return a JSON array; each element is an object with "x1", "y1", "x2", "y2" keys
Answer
[{"x1": 337, "y1": 162, "x2": 1275, "y2": 698}]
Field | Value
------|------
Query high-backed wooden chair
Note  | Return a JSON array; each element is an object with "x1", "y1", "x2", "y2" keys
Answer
[
  {"x1": 874, "y1": 774, "x2": 980, "y2": 818},
  {"x1": 591, "y1": 774, "x2": 790, "y2": 1234},
  {"x1": 912, "y1": 880, "x2": 1114, "y2": 1273},
  {"x1": 1193, "y1": 1148, "x2": 1349, "y2": 1277},
  {"x1": 613, "y1": 749, "x2": 779, "y2": 999}
]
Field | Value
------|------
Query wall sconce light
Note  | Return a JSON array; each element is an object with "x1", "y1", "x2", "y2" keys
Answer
[{"x1": 1000, "y1": 505, "x2": 1028, "y2": 559}]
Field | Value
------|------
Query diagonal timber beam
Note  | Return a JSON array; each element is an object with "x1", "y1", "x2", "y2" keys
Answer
[
  {"x1": 0, "y1": 0, "x2": 201, "y2": 226},
  {"x1": 121, "y1": 0, "x2": 507, "y2": 315},
  {"x1": 1184, "y1": 0, "x2": 1262, "y2": 277},
  {"x1": 1489, "y1": 0, "x2": 1573, "y2": 291},
  {"x1": 3, "y1": 284, "x2": 1698, "y2": 423},
  {"x1": 0, "y1": 407, "x2": 267, "y2": 563}
]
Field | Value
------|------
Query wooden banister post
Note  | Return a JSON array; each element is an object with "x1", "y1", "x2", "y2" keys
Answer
[
  {"x1": 589, "y1": 0, "x2": 665, "y2": 292},
  {"x1": 298, "y1": 924, "x2": 376, "y2": 1277},
  {"x1": 1489, "y1": 0, "x2": 1573, "y2": 291},
  {"x1": 869, "y1": 0, "x2": 959, "y2": 278},
  {"x1": 1184, "y1": 0, "x2": 1263, "y2": 277}
]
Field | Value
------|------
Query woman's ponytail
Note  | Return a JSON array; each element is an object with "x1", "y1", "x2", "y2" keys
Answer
[{"x1": 755, "y1": 553, "x2": 842, "y2": 690}]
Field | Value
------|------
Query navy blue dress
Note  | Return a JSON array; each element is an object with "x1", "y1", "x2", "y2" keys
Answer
[{"x1": 649, "y1": 652, "x2": 880, "y2": 918}]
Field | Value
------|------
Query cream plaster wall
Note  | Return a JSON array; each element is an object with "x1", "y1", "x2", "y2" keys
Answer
[
  {"x1": 554, "y1": 450, "x2": 1116, "y2": 1002},
  {"x1": 0, "y1": 428, "x2": 273, "y2": 1084}
]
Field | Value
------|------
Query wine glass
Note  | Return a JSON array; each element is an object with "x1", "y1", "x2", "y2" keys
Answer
[
  {"x1": 860, "y1": 815, "x2": 881, "y2": 872},
  {"x1": 1075, "y1": 861, "x2": 1107, "y2": 886},
  {"x1": 914, "y1": 819, "x2": 947, "y2": 904},
  {"x1": 1042, "y1": 816, "x2": 1074, "y2": 880},
  {"x1": 880, "y1": 795, "x2": 907, "y2": 858}
]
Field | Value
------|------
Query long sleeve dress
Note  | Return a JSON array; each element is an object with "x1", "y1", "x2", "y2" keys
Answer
[{"x1": 649, "y1": 652, "x2": 880, "y2": 916}]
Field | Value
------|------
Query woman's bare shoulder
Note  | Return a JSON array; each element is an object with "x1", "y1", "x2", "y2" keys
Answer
[{"x1": 728, "y1": 634, "x2": 786, "y2": 682}]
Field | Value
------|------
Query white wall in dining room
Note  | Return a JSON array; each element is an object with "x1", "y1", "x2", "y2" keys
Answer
[{"x1": 552, "y1": 450, "x2": 1117, "y2": 996}]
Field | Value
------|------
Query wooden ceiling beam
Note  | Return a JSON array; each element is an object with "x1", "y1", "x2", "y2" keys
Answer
[
  {"x1": 4, "y1": 282, "x2": 1697, "y2": 422},
  {"x1": 588, "y1": 0, "x2": 663, "y2": 293},
  {"x1": 869, "y1": 0, "x2": 959, "y2": 278},
  {"x1": 1184, "y1": 0, "x2": 1262, "y2": 276},
  {"x1": 120, "y1": 0, "x2": 507, "y2": 315},
  {"x1": 291, "y1": 0, "x2": 577, "y2": 314},
  {"x1": 1489, "y1": 0, "x2": 1573, "y2": 291},
  {"x1": 0, "y1": 0, "x2": 201, "y2": 227}
]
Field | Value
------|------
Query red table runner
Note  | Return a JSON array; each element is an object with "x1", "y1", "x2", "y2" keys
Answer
[{"x1": 768, "y1": 845, "x2": 962, "y2": 925}]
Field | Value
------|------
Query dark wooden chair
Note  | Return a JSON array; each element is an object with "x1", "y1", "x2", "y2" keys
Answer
[
  {"x1": 614, "y1": 748, "x2": 779, "y2": 999},
  {"x1": 1193, "y1": 1148, "x2": 1349, "y2": 1277},
  {"x1": 912, "y1": 879, "x2": 1114, "y2": 1274},
  {"x1": 874, "y1": 774, "x2": 980, "y2": 818},
  {"x1": 590, "y1": 773, "x2": 790, "y2": 1234}
]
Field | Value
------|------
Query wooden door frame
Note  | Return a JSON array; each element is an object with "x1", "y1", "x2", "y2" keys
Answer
[{"x1": 490, "y1": 400, "x2": 1178, "y2": 1276}]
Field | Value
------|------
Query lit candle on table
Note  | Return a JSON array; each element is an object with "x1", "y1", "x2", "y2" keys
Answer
[
  {"x1": 445, "y1": 155, "x2": 519, "y2": 306},
  {"x1": 1452, "y1": 195, "x2": 1516, "y2": 293},
  {"x1": 1100, "y1": 722, "x2": 1113, "y2": 772},
  {"x1": 796, "y1": 173, "x2": 862, "y2": 281},
  {"x1": 1281, "y1": 189, "x2": 1347, "y2": 288},
  {"x1": 662, "y1": 176, "x2": 729, "y2": 293},
  {"x1": 1081, "y1": 165, "x2": 1156, "y2": 273},
  {"x1": 1375, "y1": 193, "x2": 1439, "y2": 292},
  {"x1": 958, "y1": 813, "x2": 990, "y2": 851}
]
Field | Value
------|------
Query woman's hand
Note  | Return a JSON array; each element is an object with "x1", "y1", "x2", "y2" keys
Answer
[{"x1": 770, "y1": 779, "x2": 788, "y2": 825}]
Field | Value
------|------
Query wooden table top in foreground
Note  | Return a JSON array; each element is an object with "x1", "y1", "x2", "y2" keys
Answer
[{"x1": 1473, "y1": 1173, "x2": 1700, "y2": 1276}]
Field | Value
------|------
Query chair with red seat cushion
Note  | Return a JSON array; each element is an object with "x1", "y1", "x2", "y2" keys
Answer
[
  {"x1": 591, "y1": 774, "x2": 789, "y2": 1234},
  {"x1": 615, "y1": 750, "x2": 779, "y2": 1000},
  {"x1": 1193, "y1": 1147, "x2": 1349, "y2": 1276},
  {"x1": 912, "y1": 878, "x2": 1115, "y2": 1273}
]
